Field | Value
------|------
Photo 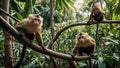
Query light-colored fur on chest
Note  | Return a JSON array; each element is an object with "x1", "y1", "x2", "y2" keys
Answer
[{"x1": 16, "y1": 21, "x2": 41, "y2": 34}]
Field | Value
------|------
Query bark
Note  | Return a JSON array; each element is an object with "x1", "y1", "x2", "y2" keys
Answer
[{"x1": 1, "y1": 0, "x2": 14, "y2": 68}]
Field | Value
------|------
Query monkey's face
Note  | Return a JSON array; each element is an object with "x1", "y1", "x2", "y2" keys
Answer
[
  {"x1": 28, "y1": 14, "x2": 43, "y2": 27},
  {"x1": 76, "y1": 32, "x2": 88, "y2": 44},
  {"x1": 92, "y1": 3, "x2": 99, "y2": 10}
]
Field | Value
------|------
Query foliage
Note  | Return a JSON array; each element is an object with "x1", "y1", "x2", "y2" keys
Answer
[
  {"x1": 33, "y1": 5, "x2": 62, "y2": 28},
  {"x1": 10, "y1": 0, "x2": 36, "y2": 19}
]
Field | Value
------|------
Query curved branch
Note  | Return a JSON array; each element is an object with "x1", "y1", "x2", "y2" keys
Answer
[
  {"x1": 0, "y1": 8, "x2": 20, "y2": 22},
  {"x1": 47, "y1": 20, "x2": 120, "y2": 48}
]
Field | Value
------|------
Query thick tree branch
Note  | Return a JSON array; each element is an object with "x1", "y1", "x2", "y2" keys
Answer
[
  {"x1": 0, "y1": 8, "x2": 20, "y2": 22},
  {"x1": 0, "y1": 15, "x2": 93, "y2": 61}
]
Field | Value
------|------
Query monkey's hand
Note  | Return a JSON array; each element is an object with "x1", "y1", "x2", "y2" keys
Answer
[{"x1": 70, "y1": 53, "x2": 75, "y2": 59}]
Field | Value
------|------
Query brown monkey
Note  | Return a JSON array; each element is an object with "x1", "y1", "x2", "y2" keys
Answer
[
  {"x1": 71, "y1": 32, "x2": 96, "y2": 68},
  {"x1": 71, "y1": 32, "x2": 96, "y2": 56},
  {"x1": 88, "y1": 3, "x2": 105, "y2": 23},
  {"x1": 14, "y1": 14, "x2": 44, "y2": 68}
]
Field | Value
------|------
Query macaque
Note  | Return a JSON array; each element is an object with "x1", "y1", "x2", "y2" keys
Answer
[
  {"x1": 71, "y1": 32, "x2": 96, "y2": 68},
  {"x1": 14, "y1": 14, "x2": 44, "y2": 68},
  {"x1": 71, "y1": 32, "x2": 96, "y2": 56},
  {"x1": 88, "y1": 3, "x2": 105, "y2": 23}
]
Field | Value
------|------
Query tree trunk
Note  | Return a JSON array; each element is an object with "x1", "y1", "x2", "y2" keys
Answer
[
  {"x1": 50, "y1": 0, "x2": 55, "y2": 38},
  {"x1": 49, "y1": 0, "x2": 58, "y2": 68},
  {"x1": 1, "y1": 0, "x2": 14, "y2": 68}
]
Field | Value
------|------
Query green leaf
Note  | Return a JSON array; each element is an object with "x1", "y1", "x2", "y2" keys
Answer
[{"x1": 15, "y1": 12, "x2": 23, "y2": 20}]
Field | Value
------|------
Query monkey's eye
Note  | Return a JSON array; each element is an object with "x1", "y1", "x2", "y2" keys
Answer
[
  {"x1": 34, "y1": 18, "x2": 37, "y2": 21},
  {"x1": 38, "y1": 19, "x2": 40, "y2": 21},
  {"x1": 81, "y1": 36, "x2": 84, "y2": 38}
]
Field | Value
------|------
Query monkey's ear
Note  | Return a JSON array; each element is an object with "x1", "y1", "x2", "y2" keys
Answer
[
  {"x1": 40, "y1": 16, "x2": 43, "y2": 23},
  {"x1": 39, "y1": 16, "x2": 43, "y2": 26},
  {"x1": 41, "y1": 17, "x2": 43, "y2": 22}
]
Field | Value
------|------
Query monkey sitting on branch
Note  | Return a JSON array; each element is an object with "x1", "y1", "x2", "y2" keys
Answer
[
  {"x1": 71, "y1": 32, "x2": 96, "y2": 68},
  {"x1": 88, "y1": 3, "x2": 105, "y2": 23},
  {"x1": 71, "y1": 32, "x2": 96, "y2": 57},
  {"x1": 14, "y1": 14, "x2": 45, "y2": 68}
]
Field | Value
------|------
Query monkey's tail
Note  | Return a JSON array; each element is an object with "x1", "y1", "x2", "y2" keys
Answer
[
  {"x1": 14, "y1": 46, "x2": 27, "y2": 68},
  {"x1": 96, "y1": 23, "x2": 99, "y2": 41}
]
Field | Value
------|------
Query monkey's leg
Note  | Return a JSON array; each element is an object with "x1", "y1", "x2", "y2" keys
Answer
[
  {"x1": 86, "y1": 46, "x2": 94, "y2": 68},
  {"x1": 14, "y1": 46, "x2": 27, "y2": 68}
]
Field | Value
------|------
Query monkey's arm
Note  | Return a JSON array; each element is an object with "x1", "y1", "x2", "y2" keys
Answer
[
  {"x1": 36, "y1": 32, "x2": 43, "y2": 45},
  {"x1": 87, "y1": 13, "x2": 94, "y2": 23},
  {"x1": 71, "y1": 46, "x2": 79, "y2": 56},
  {"x1": 36, "y1": 31, "x2": 45, "y2": 50}
]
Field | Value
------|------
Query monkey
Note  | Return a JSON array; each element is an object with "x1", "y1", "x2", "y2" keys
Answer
[
  {"x1": 14, "y1": 14, "x2": 45, "y2": 68},
  {"x1": 71, "y1": 32, "x2": 96, "y2": 56},
  {"x1": 71, "y1": 32, "x2": 96, "y2": 68},
  {"x1": 87, "y1": 3, "x2": 105, "y2": 41},
  {"x1": 88, "y1": 3, "x2": 105, "y2": 23}
]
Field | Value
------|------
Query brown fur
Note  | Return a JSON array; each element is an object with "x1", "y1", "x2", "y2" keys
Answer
[
  {"x1": 72, "y1": 32, "x2": 96, "y2": 56},
  {"x1": 88, "y1": 3, "x2": 105, "y2": 22}
]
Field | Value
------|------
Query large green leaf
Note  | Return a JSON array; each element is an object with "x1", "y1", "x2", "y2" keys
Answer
[{"x1": 15, "y1": 12, "x2": 23, "y2": 20}]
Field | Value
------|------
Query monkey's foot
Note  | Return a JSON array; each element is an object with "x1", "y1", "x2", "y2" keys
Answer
[{"x1": 70, "y1": 54, "x2": 75, "y2": 59}]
